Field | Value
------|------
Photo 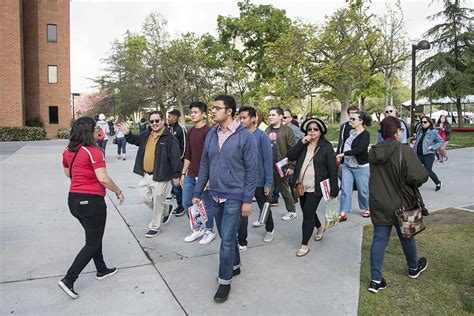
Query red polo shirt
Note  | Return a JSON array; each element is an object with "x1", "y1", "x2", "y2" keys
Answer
[{"x1": 62, "y1": 146, "x2": 106, "y2": 196}]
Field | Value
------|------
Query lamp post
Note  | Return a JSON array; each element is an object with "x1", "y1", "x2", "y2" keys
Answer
[
  {"x1": 410, "y1": 40, "x2": 430, "y2": 134},
  {"x1": 71, "y1": 93, "x2": 80, "y2": 121}
]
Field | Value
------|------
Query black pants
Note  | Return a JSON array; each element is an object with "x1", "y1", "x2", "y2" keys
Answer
[
  {"x1": 300, "y1": 192, "x2": 322, "y2": 245},
  {"x1": 238, "y1": 187, "x2": 274, "y2": 246},
  {"x1": 65, "y1": 193, "x2": 108, "y2": 283},
  {"x1": 417, "y1": 153, "x2": 441, "y2": 185}
]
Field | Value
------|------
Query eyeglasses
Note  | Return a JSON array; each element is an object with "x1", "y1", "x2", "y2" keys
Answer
[
  {"x1": 211, "y1": 106, "x2": 226, "y2": 112},
  {"x1": 307, "y1": 127, "x2": 319, "y2": 132},
  {"x1": 421, "y1": 121, "x2": 429, "y2": 124},
  {"x1": 149, "y1": 119, "x2": 161, "y2": 124},
  {"x1": 385, "y1": 110, "x2": 394, "y2": 114}
]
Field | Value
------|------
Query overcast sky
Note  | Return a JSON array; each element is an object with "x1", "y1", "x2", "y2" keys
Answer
[{"x1": 70, "y1": 0, "x2": 447, "y2": 93}]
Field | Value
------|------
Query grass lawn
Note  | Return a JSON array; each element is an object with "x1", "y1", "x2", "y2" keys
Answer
[{"x1": 358, "y1": 208, "x2": 474, "y2": 315}]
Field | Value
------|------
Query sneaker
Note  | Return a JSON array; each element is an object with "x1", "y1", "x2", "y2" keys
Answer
[
  {"x1": 252, "y1": 220, "x2": 263, "y2": 227},
  {"x1": 163, "y1": 205, "x2": 173, "y2": 224},
  {"x1": 165, "y1": 194, "x2": 176, "y2": 201},
  {"x1": 435, "y1": 182, "x2": 442, "y2": 192},
  {"x1": 58, "y1": 278, "x2": 79, "y2": 299},
  {"x1": 173, "y1": 206, "x2": 186, "y2": 217},
  {"x1": 270, "y1": 198, "x2": 279, "y2": 206},
  {"x1": 145, "y1": 229, "x2": 160, "y2": 238},
  {"x1": 96, "y1": 267, "x2": 117, "y2": 280},
  {"x1": 238, "y1": 244, "x2": 248, "y2": 252},
  {"x1": 281, "y1": 212, "x2": 297, "y2": 221},
  {"x1": 263, "y1": 230, "x2": 274, "y2": 243},
  {"x1": 409, "y1": 257, "x2": 428, "y2": 279},
  {"x1": 214, "y1": 284, "x2": 231, "y2": 303},
  {"x1": 233, "y1": 267, "x2": 241, "y2": 276},
  {"x1": 368, "y1": 278, "x2": 387, "y2": 294},
  {"x1": 199, "y1": 230, "x2": 216, "y2": 245},
  {"x1": 184, "y1": 229, "x2": 205, "y2": 242}
]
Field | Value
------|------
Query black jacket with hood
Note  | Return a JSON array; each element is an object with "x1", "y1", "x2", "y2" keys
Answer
[{"x1": 368, "y1": 140, "x2": 428, "y2": 225}]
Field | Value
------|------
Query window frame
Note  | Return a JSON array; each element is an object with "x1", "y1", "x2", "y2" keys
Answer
[
  {"x1": 48, "y1": 65, "x2": 58, "y2": 84},
  {"x1": 47, "y1": 24, "x2": 57, "y2": 43}
]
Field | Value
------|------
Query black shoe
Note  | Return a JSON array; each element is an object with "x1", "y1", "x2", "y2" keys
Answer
[
  {"x1": 233, "y1": 268, "x2": 241, "y2": 276},
  {"x1": 163, "y1": 205, "x2": 173, "y2": 224},
  {"x1": 435, "y1": 182, "x2": 442, "y2": 192},
  {"x1": 96, "y1": 267, "x2": 117, "y2": 280},
  {"x1": 368, "y1": 278, "x2": 387, "y2": 294},
  {"x1": 270, "y1": 198, "x2": 278, "y2": 206},
  {"x1": 409, "y1": 257, "x2": 428, "y2": 279},
  {"x1": 58, "y1": 278, "x2": 79, "y2": 299},
  {"x1": 173, "y1": 206, "x2": 186, "y2": 217},
  {"x1": 214, "y1": 284, "x2": 231, "y2": 303}
]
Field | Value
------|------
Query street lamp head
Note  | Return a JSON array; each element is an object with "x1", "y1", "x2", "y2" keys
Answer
[
  {"x1": 416, "y1": 40, "x2": 431, "y2": 50},
  {"x1": 72, "y1": 92, "x2": 81, "y2": 97}
]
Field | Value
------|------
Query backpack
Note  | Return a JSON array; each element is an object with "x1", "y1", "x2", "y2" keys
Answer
[{"x1": 97, "y1": 128, "x2": 105, "y2": 140}]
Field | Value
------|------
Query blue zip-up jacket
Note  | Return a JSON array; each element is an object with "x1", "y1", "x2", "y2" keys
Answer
[
  {"x1": 193, "y1": 124, "x2": 258, "y2": 203},
  {"x1": 414, "y1": 128, "x2": 444, "y2": 155},
  {"x1": 252, "y1": 129, "x2": 273, "y2": 189}
]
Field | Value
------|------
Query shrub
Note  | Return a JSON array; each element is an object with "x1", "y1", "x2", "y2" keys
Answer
[
  {"x1": 25, "y1": 117, "x2": 44, "y2": 127},
  {"x1": 57, "y1": 128, "x2": 71, "y2": 139},
  {"x1": 0, "y1": 127, "x2": 46, "y2": 141}
]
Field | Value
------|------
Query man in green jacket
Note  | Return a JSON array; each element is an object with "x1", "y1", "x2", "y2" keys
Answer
[{"x1": 266, "y1": 106, "x2": 297, "y2": 220}]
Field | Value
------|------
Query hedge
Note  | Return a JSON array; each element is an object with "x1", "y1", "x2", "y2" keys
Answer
[
  {"x1": 0, "y1": 126, "x2": 46, "y2": 142},
  {"x1": 57, "y1": 128, "x2": 71, "y2": 139}
]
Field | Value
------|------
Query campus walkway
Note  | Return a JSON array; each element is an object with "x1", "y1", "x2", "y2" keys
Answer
[{"x1": 0, "y1": 140, "x2": 473, "y2": 315}]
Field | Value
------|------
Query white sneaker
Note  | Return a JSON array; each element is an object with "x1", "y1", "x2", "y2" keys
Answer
[
  {"x1": 263, "y1": 230, "x2": 274, "y2": 243},
  {"x1": 199, "y1": 230, "x2": 216, "y2": 245},
  {"x1": 184, "y1": 229, "x2": 205, "y2": 242},
  {"x1": 281, "y1": 212, "x2": 297, "y2": 221},
  {"x1": 238, "y1": 244, "x2": 248, "y2": 251},
  {"x1": 252, "y1": 220, "x2": 263, "y2": 227}
]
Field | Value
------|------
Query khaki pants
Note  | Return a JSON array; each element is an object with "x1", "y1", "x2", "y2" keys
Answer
[{"x1": 137, "y1": 174, "x2": 172, "y2": 231}]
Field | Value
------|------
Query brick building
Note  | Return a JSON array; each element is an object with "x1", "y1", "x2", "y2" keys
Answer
[{"x1": 0, "y1": 0, "x2": 70, "y2": 138}]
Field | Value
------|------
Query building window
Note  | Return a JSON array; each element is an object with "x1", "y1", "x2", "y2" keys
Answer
[
  {"x1": 47, "y1": 24, "x2": 57, "y2": 43},
  {"x1": 48, "y1": 65, "x2": 58, "y2": 84},
  {"x1": 49, "y1": 106, "x2": 59, "y2": 124}
]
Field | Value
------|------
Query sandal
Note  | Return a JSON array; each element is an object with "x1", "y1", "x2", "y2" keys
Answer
[
  {"x1": 339, "y1": 214, "x2": 347, "y2": 222},
  {"x1": 362, "y1": 209, "x2": 371, "y2": 218}
]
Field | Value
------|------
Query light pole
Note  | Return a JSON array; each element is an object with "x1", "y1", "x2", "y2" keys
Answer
[
  {"x1": 411, "y1": 40, "x2": 430, "y2": 134},
  {"x1": 71, "y1": 93, "x2": 80, "y2": 121}
]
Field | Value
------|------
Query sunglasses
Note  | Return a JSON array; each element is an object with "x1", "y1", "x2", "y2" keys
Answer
[
  {"x1": 149, "y1": 119, "x2": 161, "y2": 124},
  {"x1": 385, "y1": 110, "x2": 394, "y2": 114},
  {"x1": 349, "y1": 117, "x2": 360, "y2": 121},
  {"x1": 421, "y1": 121, "x2": 429, "y2": 124},
  {"x1": 307, "y1": 127, "x2": 320, "y2": 132},
  {"x1": 283, "y1": 116, "x2": 288, "y2": 119}
]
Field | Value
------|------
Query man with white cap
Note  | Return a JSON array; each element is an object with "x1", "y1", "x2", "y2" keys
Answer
[{"x1": 96, "y1": 113, "x2": 110, "y2": 154}]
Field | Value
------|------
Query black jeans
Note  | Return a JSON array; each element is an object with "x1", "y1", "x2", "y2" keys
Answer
[
  {"x1": 65, "y1": 193, "x2": 108, "y2": 283},
  {"x1": 417, "y1": 153, "x2": 441, "y2": 185},
  {"x1": 300, "y1": 192, "x2": 322, "y2": 245},
  {"x1": 238, "y1": 187, "x2": 274, "y2": 246}
]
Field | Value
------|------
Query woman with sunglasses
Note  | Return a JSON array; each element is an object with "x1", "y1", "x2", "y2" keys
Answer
[
  {"x1": 414, "y1": 115, "x2": 444, "y2": 191},
  {"x1": 336, "y1": 111, "x2": 372, "y2": 220},
  {"x1": 59, "y1": 117, "x2": 124, "y2": 299},
  {"x1": 287, "y1": 117, "x2": 339, "y2": 257}
]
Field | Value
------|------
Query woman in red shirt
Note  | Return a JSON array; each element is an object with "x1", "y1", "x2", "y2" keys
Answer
[{"x1": 58, "y1": 117, "x2": 124, "y2": 299}]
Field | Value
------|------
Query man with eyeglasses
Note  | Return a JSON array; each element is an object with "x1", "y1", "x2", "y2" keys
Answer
[
  {"x1": 192, "y1": 95, "x2": 257, "y2": 303},
  {"x1": 117, "y1": 111, "x2": 181, "y2": 238},
  {"x1": 376, "y1": 106, "x2": 409, "y2": 144}
]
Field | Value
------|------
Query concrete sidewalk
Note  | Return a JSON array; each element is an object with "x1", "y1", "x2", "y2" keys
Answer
[{"x1": 0, "y1": 141, "x2": 472, "y2": 315}]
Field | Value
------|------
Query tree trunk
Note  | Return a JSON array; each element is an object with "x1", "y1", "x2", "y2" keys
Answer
[
  {"x1": 360, "y1": 96, "x2": 366, "y2": 111},
  {"x1": 340, "y1": 96, "x2": 350, "y2": 124},
  {"x1": 456, "y1": 97, "x2": 463, "y2": 128}
]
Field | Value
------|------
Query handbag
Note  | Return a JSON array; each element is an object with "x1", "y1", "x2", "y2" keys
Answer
[
  {"x1": 112, "y1": 138, "x2": 117, "y2": 144},
  {"x1": 394, "y1": 144, "x2": 426, "y2": 238},
  {"x1": 294, "y1": 146, "x2": 320, "y2": 198}
]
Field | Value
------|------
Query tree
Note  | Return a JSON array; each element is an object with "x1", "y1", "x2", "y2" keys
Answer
[{"x1": 418, "y1": 0, "x2": 474, "y2": 127}]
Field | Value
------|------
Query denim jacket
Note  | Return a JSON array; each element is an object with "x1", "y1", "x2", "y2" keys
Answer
[{"x1": 414, "y1": 128, "x2": 444, "y2": 155}]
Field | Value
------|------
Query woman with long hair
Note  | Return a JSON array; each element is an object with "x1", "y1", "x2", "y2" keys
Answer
[
  {"x1": 435, "y1": 115, "x2": 451, "y2": 163},
  {"x1": 287, "y1": 117, "x2": 339, "y2": 257},
  {"x1": 58, "y1": 116, "x2": 124, "y2": 299},
  {"x1": 336, "y1": 111, "x2": 372, "y2": 220},
  {"x1": 414, "y1": 115, "x2": 444, "y2": 191}
]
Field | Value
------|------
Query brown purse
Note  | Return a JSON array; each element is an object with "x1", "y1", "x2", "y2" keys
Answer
[{"x1": 294, "y1": 147, "x2": 320, "y2": 198}]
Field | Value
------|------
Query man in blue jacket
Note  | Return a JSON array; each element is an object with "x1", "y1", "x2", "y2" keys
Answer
[
  {"x1": 237, "y1": 106, "x2": 274, "y2": 249},
  {"x1": 192, "y1": 95, "x2": 258, "y2": 303}
]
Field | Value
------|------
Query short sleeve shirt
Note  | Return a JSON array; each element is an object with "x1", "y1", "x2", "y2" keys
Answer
[{"x1": 62, "y1": 146, "x2": 106, "y2": 196}]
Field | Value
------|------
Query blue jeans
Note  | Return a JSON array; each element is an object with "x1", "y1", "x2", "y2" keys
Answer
[
  {"x1": 182, "y1": 176, "x2": 213, "y2": 230},
  {"x1": 207, "y1": 198, "x2": 242, "y2": 285},
  {"x1": 370, "y1": 224, "x2": 418, "y2": 281},
  {"x1": 340, "y1": 164, "x2": 369, "y2": 213},
  {"x1": 116, "y1": 137, "x2": 126, "y2": 155}
]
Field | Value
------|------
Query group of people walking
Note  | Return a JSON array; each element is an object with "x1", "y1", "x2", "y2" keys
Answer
[{"x1": 59, "y1": 95, "x2": 446, "y2": 303}]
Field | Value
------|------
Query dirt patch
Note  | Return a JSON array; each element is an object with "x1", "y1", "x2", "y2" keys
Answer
[{"x1": 424, "y1": 208, "x2": 474, "y2": 226}]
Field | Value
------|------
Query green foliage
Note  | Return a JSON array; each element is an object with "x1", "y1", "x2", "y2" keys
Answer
[
  {"x1": 25, "y1": 117, "x2": 44, "y2": 128},
  {"x1": 57, "y1": 128, "x2": 71, "y2": 139},
  {"x1": 0, "y1": 127, "x2": 46, "y2": 142}
]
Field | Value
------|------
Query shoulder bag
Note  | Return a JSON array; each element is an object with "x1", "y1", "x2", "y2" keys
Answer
[
  {"x1": 294, "y1": 146, "x2": 320, "y2": 197},
  {"x1": 394, "y1": 144, "x2": 426, "y2": 238}
]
